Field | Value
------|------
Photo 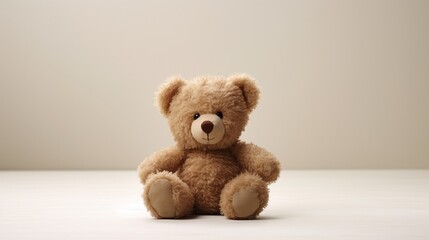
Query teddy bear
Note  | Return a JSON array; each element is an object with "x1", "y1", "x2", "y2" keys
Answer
[{"x1": 138, "y1": 74, "x2": 280, "y2": 219}]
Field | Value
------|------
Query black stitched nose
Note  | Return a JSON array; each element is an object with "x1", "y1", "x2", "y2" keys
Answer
[{"x1": 201, "y1": 121, "x2": 214, "y2": 134}]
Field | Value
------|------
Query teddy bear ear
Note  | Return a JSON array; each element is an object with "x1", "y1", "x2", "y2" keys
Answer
[
  {"x1": 157, "y1": 76, "x2": 186, "y2": 116},
  {"x1": 228, "y1": 74, "x2": 260, "y2": 112}
]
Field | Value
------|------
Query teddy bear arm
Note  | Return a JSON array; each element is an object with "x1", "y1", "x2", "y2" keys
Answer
[
  {"x1": 232, "y1": 142, "x2": 281, "y2": 183},
  {"x1": 138, "y1": 146, "x2": 185, "y2": 184}
]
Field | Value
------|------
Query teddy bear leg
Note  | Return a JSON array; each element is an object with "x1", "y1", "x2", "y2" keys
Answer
[
  {"x1": 143, "y1": 171, "x2": 194, "y2": 219},
  {"x1": 220, "y1": 172, "x2": 269, "y2": 219}
]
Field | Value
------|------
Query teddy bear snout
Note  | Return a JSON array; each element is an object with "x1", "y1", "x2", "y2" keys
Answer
[
  {"x1": 191, "y1": 113, "x2": 225, "y2": 145},
  {"x1": 201, "y1": 121, "x2": 214, "y2": 134}
]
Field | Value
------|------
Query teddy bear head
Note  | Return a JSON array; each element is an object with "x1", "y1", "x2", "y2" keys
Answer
[{"x1": 156, "y1": 74, "x2": 260, "y2": 150}]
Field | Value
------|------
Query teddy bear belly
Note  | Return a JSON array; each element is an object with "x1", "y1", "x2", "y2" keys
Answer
[{"x1": 177, "y1": 153, "x2": 241, "y2": 214}]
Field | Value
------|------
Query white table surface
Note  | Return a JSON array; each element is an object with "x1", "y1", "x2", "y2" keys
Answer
[{"x1": 1, "y1": 170, "x2": 428, "y2": 240}]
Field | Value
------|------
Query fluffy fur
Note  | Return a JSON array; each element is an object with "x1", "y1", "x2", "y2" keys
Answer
[{"x1": 138, "y1": 74, "x2": 280, "y2": 219}]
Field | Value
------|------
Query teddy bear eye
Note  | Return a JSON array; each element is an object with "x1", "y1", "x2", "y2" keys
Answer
[
  {"x1": 193, "y1": 113, "x2": 200, "y2": 120},
  {"x1": 216, "y1": 111, "x2": 223, "y2": 119}
]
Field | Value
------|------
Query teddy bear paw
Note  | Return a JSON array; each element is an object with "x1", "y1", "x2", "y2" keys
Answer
[
  {"x1": 220, "y1": 173, "x2": 269, "y2": 220},
  {"x1": 143, "y1": 171, "x2": 194, "y2": 219},
  {"x1": 232, "y1": 187, "x2": 260, "y2": 218},
  {"x1": 147, "y1": 179, "x2": 176, "y2": 218}
]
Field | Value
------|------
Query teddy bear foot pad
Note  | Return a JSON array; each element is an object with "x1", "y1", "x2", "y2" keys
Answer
[
  {"x1": 232, "y1": 187, "x2": 260, "y2": 218},
  {"x1": 148, "y1": 179, "x2": 176, "y2": 218}
]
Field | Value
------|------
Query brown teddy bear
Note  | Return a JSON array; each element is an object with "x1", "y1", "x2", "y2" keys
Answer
[{"x1": 138, "y1": 74, "x2": 280, "y2": 219}]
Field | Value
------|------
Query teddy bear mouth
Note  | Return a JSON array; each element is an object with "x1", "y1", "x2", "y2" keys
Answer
[{"x1": 202, "y1": 137, "x2": 215, "y2": 141}]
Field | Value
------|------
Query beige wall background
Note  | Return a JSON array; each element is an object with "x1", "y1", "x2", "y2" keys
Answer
[{"x1": 0, "y1": 0, "x2": 428, "y2": 170}]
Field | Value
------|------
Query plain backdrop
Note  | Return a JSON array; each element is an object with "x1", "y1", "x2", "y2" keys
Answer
[{"x1": 0, "y1": 0, "x2": 428, "y2": 170}]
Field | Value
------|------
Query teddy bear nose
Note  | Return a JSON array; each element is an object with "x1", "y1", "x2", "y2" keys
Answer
[{"x1": 201, "y1": 121, "x2": 214, "y2": 134}]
